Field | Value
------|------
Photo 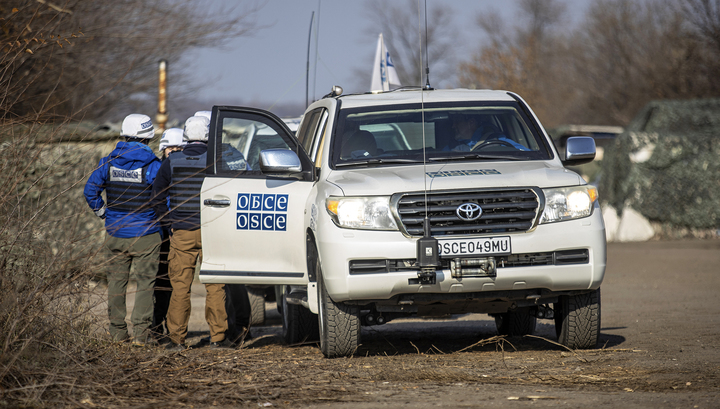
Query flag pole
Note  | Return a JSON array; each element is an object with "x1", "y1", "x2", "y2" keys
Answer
[{"x1": 306, "y1": 11, "x2": 315, "y2": 108}]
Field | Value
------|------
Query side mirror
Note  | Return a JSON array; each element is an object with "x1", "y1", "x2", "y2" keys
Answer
[
  {"x1": 259, "y1": 149, "x2": 302, "y2": 177},
  {"x1": 563, "y1": 136, "x2": 596, "y2": 166}
]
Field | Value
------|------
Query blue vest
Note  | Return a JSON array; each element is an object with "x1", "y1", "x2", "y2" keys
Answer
[
  {"x1": 168, "y1": 151, "x2": 207, "y2": 215},
  {"x1": 106, "y1": 164, "x2": 152, "y2": 213}
]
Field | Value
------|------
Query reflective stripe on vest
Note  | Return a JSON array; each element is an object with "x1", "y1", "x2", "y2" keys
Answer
[
  {"x1": 106, "y1": 164, "x2": 152, "y2": 212},
  {"x1": 168, "y1": 151, "x2": 207, "y2": 213}
]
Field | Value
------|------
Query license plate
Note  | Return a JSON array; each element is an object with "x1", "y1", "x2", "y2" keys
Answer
[{"x1": 438, "y1": 236, "x2": 511, "y2": 257}]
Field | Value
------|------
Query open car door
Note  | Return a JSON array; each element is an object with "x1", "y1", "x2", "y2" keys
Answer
[{"x1": 199, "y1": 106, "x2": 314, "y2": 285}]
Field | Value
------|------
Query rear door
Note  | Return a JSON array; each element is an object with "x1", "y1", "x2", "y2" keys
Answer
[{"x1": 200, "y1": 106, "x2": 314, "y2": 285}]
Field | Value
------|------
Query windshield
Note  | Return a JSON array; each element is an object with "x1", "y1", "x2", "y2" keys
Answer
[{"x1": 332, "y1": 101, "x2": 552, "y2": 167}]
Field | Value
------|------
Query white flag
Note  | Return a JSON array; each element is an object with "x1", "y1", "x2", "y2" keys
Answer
[{"x1": 370, "y1": 33, "x2": 402, "y2": 92}]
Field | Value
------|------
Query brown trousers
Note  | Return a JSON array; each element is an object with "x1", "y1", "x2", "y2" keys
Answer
[{"x1": 165, "y1": 228, "x2": 227, "y2": 344}]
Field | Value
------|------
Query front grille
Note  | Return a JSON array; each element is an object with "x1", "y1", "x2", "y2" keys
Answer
[
  {"x1": 349, "y1": 259, "x2": 420, "y2": 275},
  {"x1": 498, "y1": 249, "x2": 589, "y2": 267},
  {"x1": 394, "y1": 188, "x2": 540, "y2": 237}
]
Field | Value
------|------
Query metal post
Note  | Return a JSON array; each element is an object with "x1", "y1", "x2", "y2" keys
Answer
[
  {"x1": 156, "y1": 59, "x2": 168, "y2": 134},
  {"x1": 306, "y1": 12, "x2": 314, "y2": 109}
]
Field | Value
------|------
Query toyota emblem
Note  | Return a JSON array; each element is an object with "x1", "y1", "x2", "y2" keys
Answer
[{"x1": 456, "y1": 202, "x2": 483, "y2": 221}]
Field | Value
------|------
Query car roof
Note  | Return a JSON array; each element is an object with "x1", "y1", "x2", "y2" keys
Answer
[{"x1": 335, "y1": 88, "x2": 517, "y2": 109}]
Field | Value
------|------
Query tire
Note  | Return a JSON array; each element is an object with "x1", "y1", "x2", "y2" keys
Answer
[
  {"x1": 315, "y1": 251, "x2": 360, "y2": 358},
  {"x1": 282, "y1": 286, "x2": 319, "y2": 345},
  {"x1": 494, "y1": 308, "x2": 536, "y2": 336},
  {"x1": 555, "y1": 288, "x2": 601, "y2": 349},
  {"x1": 246, "y1": 286, "x2": 266, "y2": 326}
]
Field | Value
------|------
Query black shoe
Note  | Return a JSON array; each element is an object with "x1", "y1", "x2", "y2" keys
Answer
[
  {"x1": 191, "y1": 337, "x2": 211, "y2": 349},
  {"x1": 242, "y1": 328, "x2": 253, "y2": 341},
  {"x1": 155, "y1": 335, "x2": 171, "y2": 345},
  {"x1": 209, "y1": 338, "x2": 235, "y2": 349},
  {"x1": 165, "y1": 342, "x2": 186, "y2": 352},
  {"x1": 228, "y1": 327, "x2": 253, "y2": 346}
]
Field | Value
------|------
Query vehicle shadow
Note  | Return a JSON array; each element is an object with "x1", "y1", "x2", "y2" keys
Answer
[
  {"x1": 354, "y1": 316, "x2": 627, "y2": 356},
  {"x1": 189, "y1": 307, "x2": 628, "y2": 355}
]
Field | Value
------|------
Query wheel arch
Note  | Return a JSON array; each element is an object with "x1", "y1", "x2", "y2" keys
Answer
[{"x1": 306, "y1": 229, "x2": 319, "y2": 283}]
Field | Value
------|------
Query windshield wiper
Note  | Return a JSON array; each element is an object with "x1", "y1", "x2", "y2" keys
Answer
[
  {"x1": 428, "y1": 153, "x2": 522, "y2": 162},
  {"x1": 335, "y1": 158, "x2": 420, "y2": 167}
]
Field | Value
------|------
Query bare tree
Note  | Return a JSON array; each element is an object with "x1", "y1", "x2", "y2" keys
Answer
[
  {"x1": 459, "y1": 0, "x2": 720, "y2": 127},
  {"x1": 567, "y1": 0, "x2": 719, "y2": 125},
  {"x1": 682, "y1": 0, "x2": 720, "y2": 52},
  {"x1": 458, "y1": 0, "x2": 574, "y2": 127},
  {"x1": 0, "y1": 0, "x2": 262, "y2": 121},
  {"x1": 363, "y1": 0, "x2": 457, "y2": 89}
]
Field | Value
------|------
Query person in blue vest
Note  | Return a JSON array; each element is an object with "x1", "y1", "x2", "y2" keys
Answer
[
  {"x1": 84, "y1": 113, "x2": 162, "y2": 346},
  {"x1": 151, "y1": 115, "x2": 231, "y2": 350}
]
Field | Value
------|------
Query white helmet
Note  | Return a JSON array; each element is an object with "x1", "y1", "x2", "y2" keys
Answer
[
  {"x1": 159, "y1": 128, "x2": 186, "y2": 151},
  {"x1": 121, "y1": 114, "x2": 154, "y2": 139},
  {"x1": 183, "y1": 115, "x2": 210, "y2": 142},
  {"x1": 194, "y1": 110, "x2": 211, "y2": 120}
]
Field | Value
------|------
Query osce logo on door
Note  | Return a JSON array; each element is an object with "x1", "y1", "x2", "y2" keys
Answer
[{"x1": 236, "y1": 193, "x2": 289, "y2": 231}]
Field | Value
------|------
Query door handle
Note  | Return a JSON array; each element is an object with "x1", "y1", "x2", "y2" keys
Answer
[{"x1": 203, "y1": 199, "x2": 231, "y2": 207}]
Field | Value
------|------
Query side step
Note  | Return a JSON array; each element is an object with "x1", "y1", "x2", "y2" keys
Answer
[{"x1": 285, "y1": 289, "x2": 310, "y2": 309}]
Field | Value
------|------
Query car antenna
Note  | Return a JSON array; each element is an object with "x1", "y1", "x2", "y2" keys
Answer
[
  {"x1": 415, "y1": 0, "x2": 439, "y2": 284},
  {"x1": 423, "y1": 0, "x2": 432, "y2": 90}
]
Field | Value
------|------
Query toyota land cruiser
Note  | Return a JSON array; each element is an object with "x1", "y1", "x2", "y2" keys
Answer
[{"x1": 200, "y1": 87, "x2": 606, "y2": 357}]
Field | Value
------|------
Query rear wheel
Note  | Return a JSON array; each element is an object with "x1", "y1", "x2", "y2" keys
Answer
[
  {"x1": 282, "y1": 285, "x2": 319, "y2": 345},
  {"x1": 494, "y1": 308, "x2": 536, "y2": 336},
  {"x1": 555, "y1": 288, "x2": 601, "y2": 349},
  {"x1": 247, "y1": 286, "x2": 266, "y2": 326},
  {"x1": 315, "y1": 251, "x2": 360, "y2": 358}
]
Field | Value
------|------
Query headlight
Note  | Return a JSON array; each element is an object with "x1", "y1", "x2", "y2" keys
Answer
[
  {"x1": 540, "y1": 186, "x2": 598, "y2": 224},
  {"x1": 326, "y1": 196, "x2": 398, "y2": 230}
]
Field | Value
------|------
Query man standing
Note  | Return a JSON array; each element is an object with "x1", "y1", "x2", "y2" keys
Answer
[
  {"x1": 84, "y1": 113, "x2": 162, "y2": 346},
  {"x1": 194, "y1": 110, "x2": 253, "y2": 344},
  {"x1": 151, "y1": 128, "x2": 186, "y2": 341},
  {"x1": 152, "y1": 115, "x2": 230, "y2": 350}
]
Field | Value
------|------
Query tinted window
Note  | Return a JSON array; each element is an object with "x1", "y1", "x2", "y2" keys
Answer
[{"x1": 332, "y1": 102, "x2": 551, "y2": 167}]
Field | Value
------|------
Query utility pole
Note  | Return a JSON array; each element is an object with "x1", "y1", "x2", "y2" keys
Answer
[{"x1": 156, "y1": 59, "x2": 168, "y2": 134}]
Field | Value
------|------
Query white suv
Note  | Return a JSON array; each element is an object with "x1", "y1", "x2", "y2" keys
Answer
[{"x1": 200, "y1": 88, "x2": 606, "y2": 357}]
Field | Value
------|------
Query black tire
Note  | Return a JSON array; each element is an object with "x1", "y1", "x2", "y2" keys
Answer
[
  {"x1": 555, "y1": 288, "x2": 601, "y2": 349},
  {"x1": 246, "y1": 286, "x2": 266, "y2": 326},
  {"x1": 316, "y1": 252, "x2": 360, "y2": 358},
  {"x1": 282, "y1": 286, "x2": 319, "y2": 345},
  {"x1": 494, "y1": 308, "x2": 536, "y2": 336}
]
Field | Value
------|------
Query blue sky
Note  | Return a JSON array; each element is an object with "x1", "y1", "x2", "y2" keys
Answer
[{"x1": 182, "y1": 0, "x2": 589, "y2": 114}]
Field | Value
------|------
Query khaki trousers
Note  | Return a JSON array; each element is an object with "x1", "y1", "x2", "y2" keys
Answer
[{"x1": 166, "y1": 228, "x2": 227, "y2": 344}]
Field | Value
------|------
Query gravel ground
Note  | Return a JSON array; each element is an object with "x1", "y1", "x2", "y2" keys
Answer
[{"x1": 66, "y1": 239, "x2": 720, "y2": 408}]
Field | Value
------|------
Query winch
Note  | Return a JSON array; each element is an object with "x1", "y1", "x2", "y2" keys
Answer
[{"x1": 450, "y1": 257, "x2": 497, "y2": 278}]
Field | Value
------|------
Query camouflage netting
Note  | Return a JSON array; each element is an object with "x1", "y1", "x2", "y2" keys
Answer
[{"x1": 600, "y1": 98, "x2": 720, "y2": 231}]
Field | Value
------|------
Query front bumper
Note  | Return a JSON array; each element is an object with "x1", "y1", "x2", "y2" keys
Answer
[{"x1": 316, "y1": 210, "x2": 606, "y2": 303}]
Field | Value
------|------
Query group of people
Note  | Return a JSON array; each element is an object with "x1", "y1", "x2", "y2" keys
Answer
[{"x1": 84, "y1": 112, "x2": 252, "y2": 351}]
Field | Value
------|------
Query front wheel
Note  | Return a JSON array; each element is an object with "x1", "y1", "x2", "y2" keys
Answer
[
  {"x1": 316, "y1": 252, "x2": 360, "y2": 358},
  {"x1": 555, "y1": 288, "x2": 601, "y2": 349}
]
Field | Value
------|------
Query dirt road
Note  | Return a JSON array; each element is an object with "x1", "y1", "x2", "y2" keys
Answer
[{"x1": 120, "y1": 239, "x2": 720, "y2": 408}]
